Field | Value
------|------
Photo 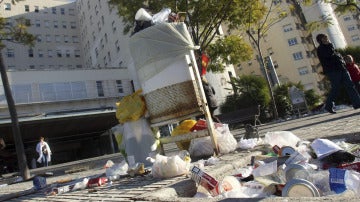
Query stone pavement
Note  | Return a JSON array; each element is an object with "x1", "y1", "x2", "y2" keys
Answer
[{"x1": 1, "y1": 107, "x2": 360, "y2": 201}]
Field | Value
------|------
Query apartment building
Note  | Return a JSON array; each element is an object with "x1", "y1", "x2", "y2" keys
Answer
[
  {"x1": 236, "y1": 1, "x2": 360, "y2": 95},
  {"x1": 0, "y1": 0, "x2": 134, "y2": 165}
]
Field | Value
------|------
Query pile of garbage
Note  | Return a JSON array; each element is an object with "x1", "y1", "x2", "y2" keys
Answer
[{"x1": 189, "y1": 131, "x2": 360, "y2": 199}]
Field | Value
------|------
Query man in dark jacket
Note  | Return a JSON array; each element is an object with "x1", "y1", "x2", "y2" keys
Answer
[{"x1": 316, "y1": 33, "x2": 360, "y2": 113}]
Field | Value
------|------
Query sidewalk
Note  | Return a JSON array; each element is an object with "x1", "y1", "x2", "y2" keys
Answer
[{"x1": 0, "y1": 107, "x2": 360, "y2": 201}]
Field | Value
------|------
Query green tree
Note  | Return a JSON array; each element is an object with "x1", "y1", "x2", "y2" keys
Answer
[
  {"x1": 108, "y1": 0, "x2": 266, "y2": 72},
  {"x1": 0, "y1": 0, "x2": 35, "y2": 180},
  {"x1": 233, "y1": 1, "x2": 288, "y2": 120},
  {"x1": 220, "y1": 75, "x2": 270, "y2": 118},
  {"x1": 273, "y1": 84, "x2": 293, "y2": 119},
  {"x1": 304, "y1": 89, "x2": 322, "y2": 109}
]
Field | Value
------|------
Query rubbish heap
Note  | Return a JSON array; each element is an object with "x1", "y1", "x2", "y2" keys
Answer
[{"x1": 189, "y1": 131, "x2": 360, "y2": 199}]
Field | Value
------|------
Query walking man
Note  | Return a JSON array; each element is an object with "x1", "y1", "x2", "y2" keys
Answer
[{"x1": 316, "y1": 33, "x2": 360, "y2": 113}]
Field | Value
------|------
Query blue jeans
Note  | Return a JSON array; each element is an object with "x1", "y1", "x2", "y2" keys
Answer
[
  {"x1": 325, "y1": 70, "x2": 360, "y2": 108},
  {"x1": 41, "y1": 154, "x2": 48, "y2": 167}
]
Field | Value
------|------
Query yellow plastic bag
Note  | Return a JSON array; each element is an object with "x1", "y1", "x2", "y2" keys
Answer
[
  {"x1": 116, "y1": 89, "x2": 146, "y2": 123},
  {"x1": 171, "y1": 119, "x2": 197, "y2": 150}
]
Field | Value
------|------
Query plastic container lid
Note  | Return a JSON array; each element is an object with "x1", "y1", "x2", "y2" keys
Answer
[
  {"x1": 282, "y1": 179, "x2": 320, "y2": 197},
  {"x1": 285, "y1": 163, "x2": 310, "y2": 182}
]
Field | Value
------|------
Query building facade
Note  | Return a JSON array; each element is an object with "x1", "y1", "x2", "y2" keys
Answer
[{"x1": 0, "y1": 0, "x2": 133, "y2": 120}]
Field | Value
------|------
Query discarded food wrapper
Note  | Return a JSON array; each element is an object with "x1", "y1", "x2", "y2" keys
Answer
[
  {"x1": 190, "y1": 166, "x2": 219, "y2": 196},
  {"x1": 51, "y1": 178, "x2": 89, "y2": 195},
  {"x1": 87, "y1": 177, "x2": 108, "y2": 188}
]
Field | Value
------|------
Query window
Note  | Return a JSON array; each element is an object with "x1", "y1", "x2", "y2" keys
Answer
[
  {"x1": 101, "y1": 16, "x2": 104, "y2": 25},
  {"x1": 75, "y1": 50, "x2": 80, "y2": 57},
  {"x1": 61, "y1": 8, "x2": 65, "y2": 15},
  {"x1": 62, "y1": 21, "x2": 67, "y2": 28},
  {"x1": 48, "y1": 50, "x2": 53, "y2": 57},
  {"x1": 70, "y1": 22, "x2": 76, "y2": 29},
  {"x1": 56, "y1": 50, "x2": 62, "y2": 57},
  {"x1": 95, "y1": 5, "x2": 99, "y2": 15},
  {"x1": 288, "y1": 37, "x2": 298, "y2": 46},
  {"x1": 46, "y1": 35, "x2": 51, "y2": 42},
  {"x1": 28, "y1": 49, "x2": 34, "y2": 57},
  {"x1": 25, "y1": 5, "x2": 30, "y2": 12},
  {"x1": 72, "y1": 36, "x2": 79, "y2": 43},
  {"x1": 95, "y1": 48, "x2": 99, "y2": 57},
  {"x1": 348, "y1": 25, "x2": 356, "y2": 31},
  {"x1": 35, "y1": 20, "x2": 40, "y2": 27},
  {"x1": 283, "y1": 24, "x2": 293, "y2": 32},
  {"x1": 7, "y1": 49, "x2": 15, "y2": 57},
  {"x1": 38, "y1": 49, "x2": 44, "y2": 58},
  {"x1": 351, "y1": 35, "x2": 360, "y2": 42},
  {"x1": 55, "y1": 82, "x2": 71, "y2": 101},
  {"x1": 298, "y1": 67, "x2": 309, "y2": 75},
  {"x1": 64, "y1": 35, "x2": 69, "y2": 43},
  {"x1": 39, "y1": 83, "x2": 56, "y2": 101},
  {"x1": 66, "y1": 50, "x2": 70, "y2": 57},
  {"x1": 53, "y1": 21, "x2": 58, "y2": 28},
  {"x1": 76, "y1": 65, "x2": 82, "y2": 68},
  {"x1": 37, "y1": 35, "x2": 42, "y2": 42},
  {"x1": 43, "y1": 7, "x2": 48, "y2": 14},
  {"x1": 343, "y1": 16, "x2": 351, "y2": 21},
  {"x1": 96, "y1": 81, "x2": 104, "y2": 97},
  {"x1": 44, "y1": 20, "x2": 50, "y2": 28},
  {"x1": 116, "y1": 80, "x2": 124, "y2": 94},
  {"x1": 55, "y1": 35, "x2": 61, "y2": 43},
  {"x1": 112, "y1": 21, "x2": 116, "y2": 32},
  {"x1": 69, "y1": 8, "x2": 75, "y2": 15},
  {"x1": 100, "y1": 39, "x2": 104, "y2": 49},
  {"x1": 98, "y1": 22, "x2": 101, "y2": 32},
  {"x1": 34, "y1": 6, "x2": 39, "y2": 13},
  {"x1": 293, "y1": 52, "x2": 303, "y2": 60},
  {"x1": 105, "y1": 33, "x2": 108, "y2": 43},
  {"x1": 115, "y1": 40, "x2": 120, "y2": 52},
  {"x1": 71, "y1": 82, "x2": 87, "y2": 99},
  {"x1": 52, "y1": 8, "x2": 56, "y2": 14},
  {"x1": 12, "y1": 84, "x2": 32, "y2": 104},
  {"x1": 4, "y1": 3, "x2": 11, "y2": 11}
]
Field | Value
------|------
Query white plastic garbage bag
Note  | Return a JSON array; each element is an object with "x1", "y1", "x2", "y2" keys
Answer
[
  {"x1": 151, "y1": 154, "x2": 190, "y2": 178},
  {"x1": 217, "y1": 124, "x2": 237, "y2": 154},
  {"x1": 189, "y1": 124, "x2": 237, "y2": 157},
  {"x1": 237, "y1": 138, "x2": 261, "y2": 150},
  {"x1": 264, "y1": 131, "x2": 301, "y2": 148},
  {"x1": 105, "y1": 160, "x2": 129, "y2": 177},
  {"x1": 123, "y1": 118, "x2": 155, "y2": 167}
]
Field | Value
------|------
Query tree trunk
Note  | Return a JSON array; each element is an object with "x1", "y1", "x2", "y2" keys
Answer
[{"x1": 0, "y1": 52, "x2": 30, "y2": 180}]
